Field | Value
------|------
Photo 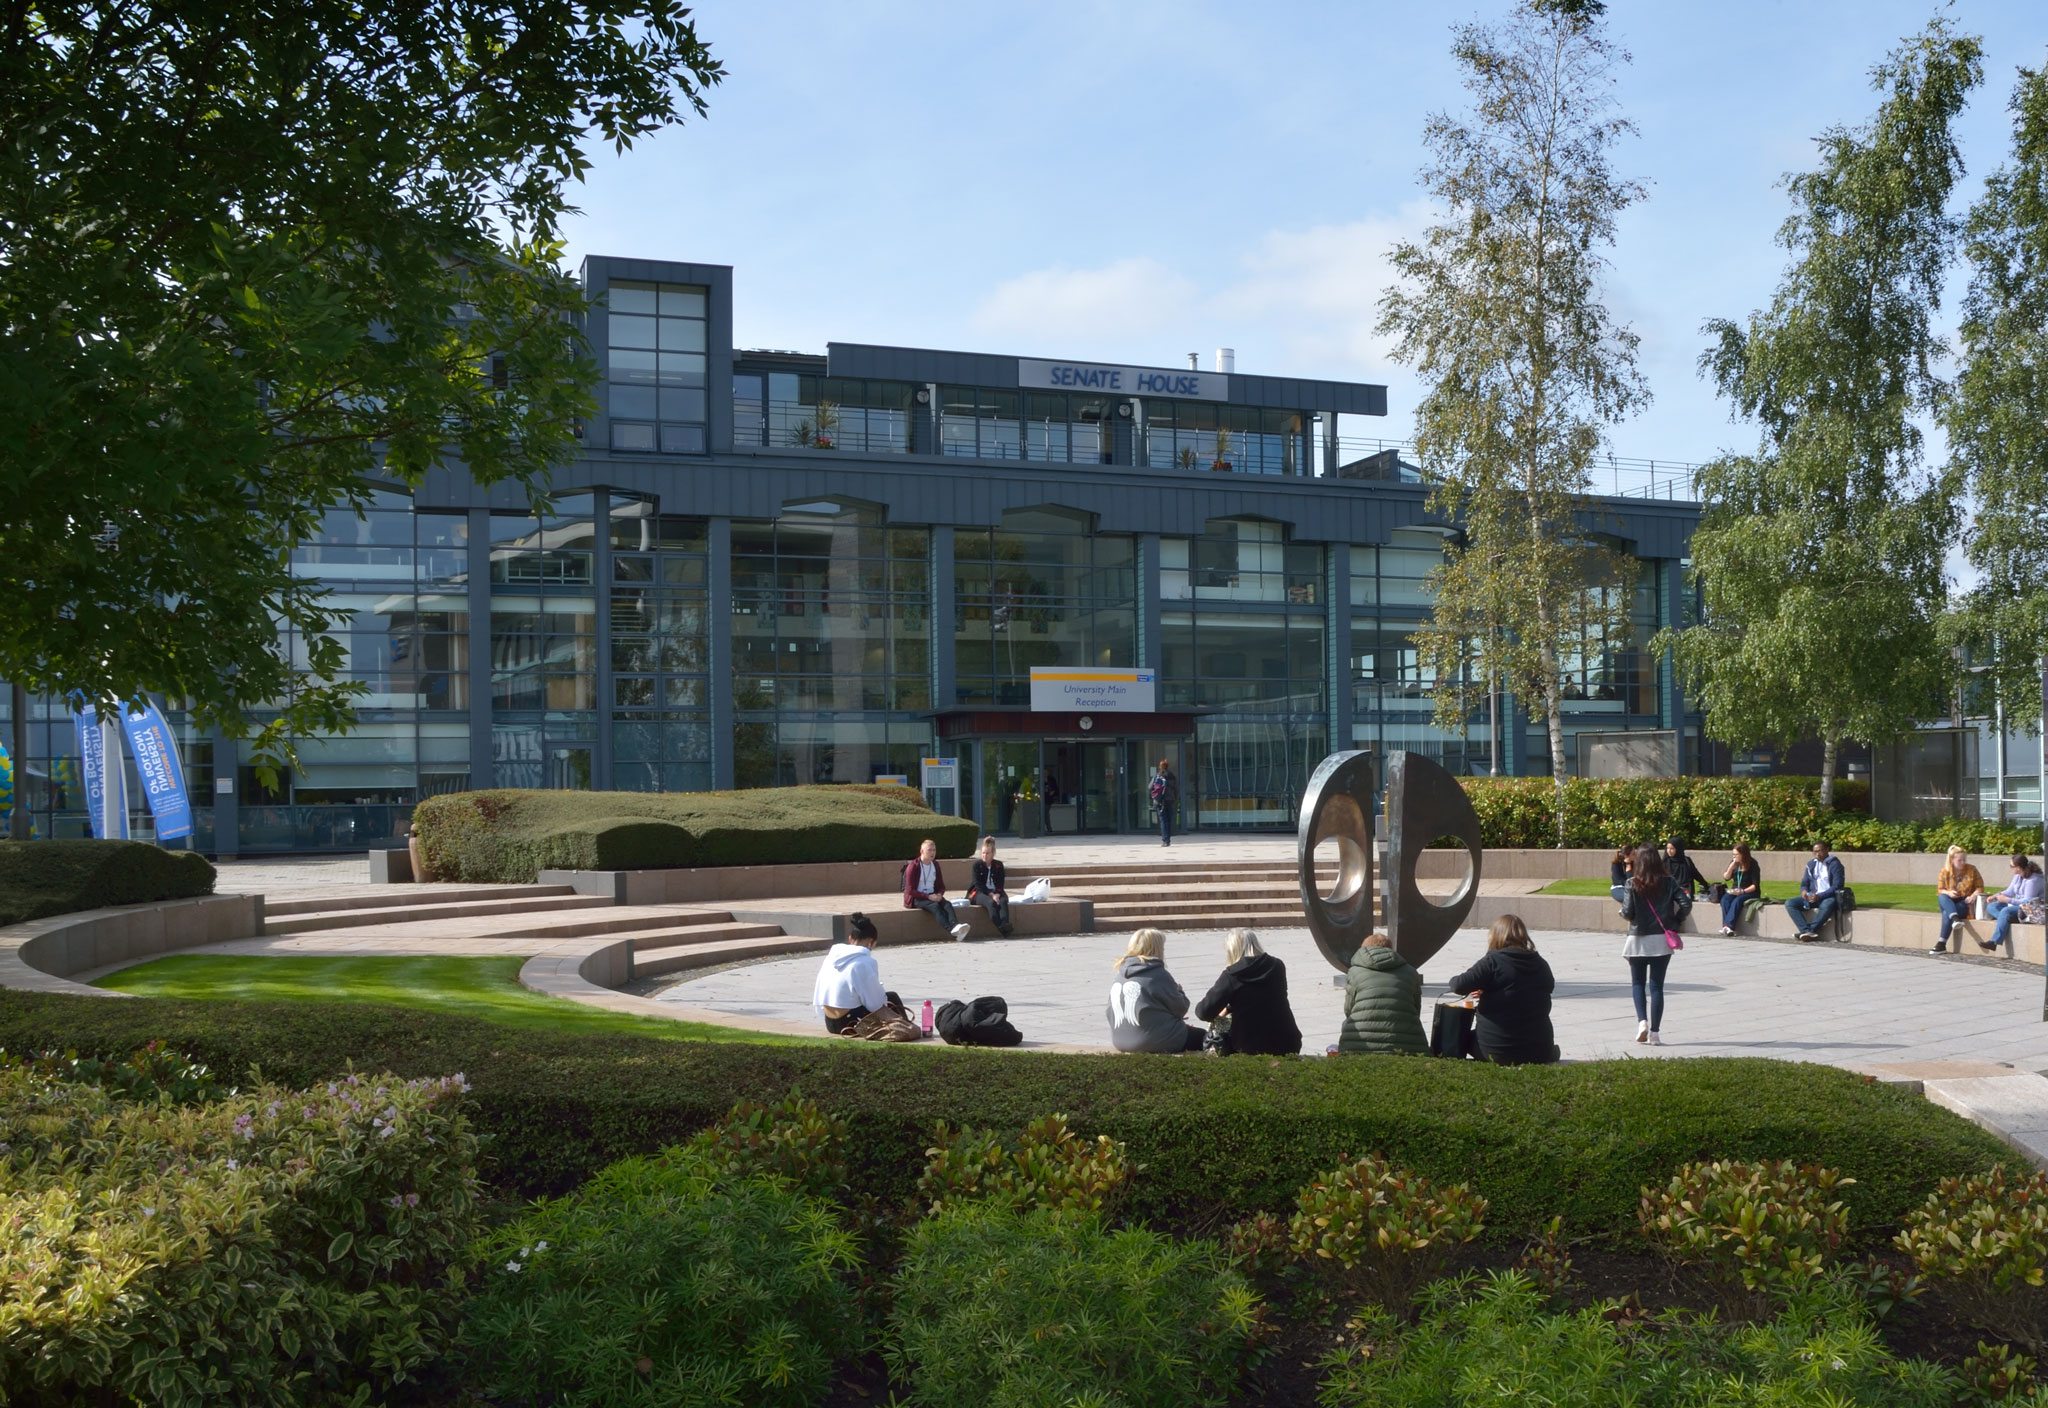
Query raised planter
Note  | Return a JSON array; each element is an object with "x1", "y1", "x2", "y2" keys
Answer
[{"x1": 0, "y1": 894, "x2": 265, "y2": 997}]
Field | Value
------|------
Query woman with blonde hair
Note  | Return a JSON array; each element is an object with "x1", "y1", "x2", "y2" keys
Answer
[
  {"x1": 1194, "y1": 928, "x2": 1302, "y2": 1055},
  {"x1": 1105, "y1": 928, "x2": 1204, "y2": 1053},
  {"x1": 1445, "y1": 914, "x2": 1558, "y2": 1065},
  {"x1": 1929, "y1": 845, "x2": 1984, "y2": 955}
]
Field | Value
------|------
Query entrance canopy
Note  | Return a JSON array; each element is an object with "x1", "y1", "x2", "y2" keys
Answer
[{"x1": 934, "y1": 709, "x2": 1203, "y2": 741}]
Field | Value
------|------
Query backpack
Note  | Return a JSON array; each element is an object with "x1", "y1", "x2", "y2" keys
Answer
[
  {"x1": 841, "y1": 1008, "x2": 925, "y2": 1042},
  {"x1": 935, "y1": 995, "x2": 1023, "y2": 1048},
  {"x1": 1149, "y1": 775, "x2": 1166, "y2": 803}
]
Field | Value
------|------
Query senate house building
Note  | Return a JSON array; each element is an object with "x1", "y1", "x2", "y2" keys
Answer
[{"x1": 3, "y1": 255, "x2": 1704, "y2": 853}]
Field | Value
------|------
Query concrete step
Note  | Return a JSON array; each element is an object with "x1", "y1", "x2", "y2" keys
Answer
[
  {"x1": 1069, "y1": 881, "x2": 1316, "y2": 901},
  {"x1": 263, "y1": 893, "x2": 610, "y2": 935},
  {"x1": 635, "y1": 932, "x2": 829, "y2": 978},
  {"x1": 265, "y1": 885, "x2": 578, "y2": 917},
  {"x1": 630, "y1": 921, "x2": 789, "y2": 953},
  {"x1": 490, "y1": 908, "x2": 743, "y2": 940}
]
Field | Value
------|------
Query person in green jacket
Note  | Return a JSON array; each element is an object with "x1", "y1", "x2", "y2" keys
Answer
[{"x1": 1336, "y1": 933, "x2": 1428, "y2": 1055}]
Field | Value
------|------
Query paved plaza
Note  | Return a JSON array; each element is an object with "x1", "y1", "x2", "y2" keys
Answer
[{"x1": 658, "y1": 922, "x2": 2048, "y2": 1072}]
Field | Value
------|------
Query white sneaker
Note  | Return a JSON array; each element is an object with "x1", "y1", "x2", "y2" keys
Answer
[
  {"x1": 1719, "y1": 926, "x2": 1733, "y2": 936},
  {"x1": 950, "y1": 922, "x2": 971, "y2": 941},
  {"x1": 1635, "y1": 1021, "x2": 1649, "y2": 1045},
  {"x1": 1648, "y1": 1031, "x2": 1664, "y2": 1047}
]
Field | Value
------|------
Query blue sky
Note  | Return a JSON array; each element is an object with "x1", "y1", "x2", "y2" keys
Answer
[{"x1": 561, "y1": 1, "x2": 2048, "y2": 469}]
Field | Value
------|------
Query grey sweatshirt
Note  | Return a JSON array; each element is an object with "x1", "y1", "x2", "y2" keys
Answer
[{"x1": 1105, "y1": 955, "x2": 1193, "y2": 1053}]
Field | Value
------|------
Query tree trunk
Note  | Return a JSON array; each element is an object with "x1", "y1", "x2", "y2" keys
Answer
[
  {"x1": 1818, "y1": 735, "x2": 1837, "y2": 810},
  {"x1": 1546, "y1": 678, "x2": 1568, "y2": 848},
  {"x1": 1488, "y1": 668, "x2": 1500, "y2": 776}
]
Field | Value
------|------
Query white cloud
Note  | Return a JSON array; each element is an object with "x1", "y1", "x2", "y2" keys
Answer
[{"x1": 971, "y1": 257, "x2": 1197, "y2": 348}]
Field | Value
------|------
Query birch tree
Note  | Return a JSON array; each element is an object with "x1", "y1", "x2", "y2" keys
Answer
[
  {"x1": 1944, "y1": 64, "x2": 2048, "y2": 737},
  {"x1": 1378, "y1": 0, "x2": 1647, "y2": 842},
  {"x1": 1664, "y1": 19, "x2": 1981, "y2": 805}
]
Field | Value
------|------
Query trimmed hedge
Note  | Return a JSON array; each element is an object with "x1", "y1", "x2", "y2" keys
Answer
[
  {"x1": 0, "y1": 839, "x2": 215, "y2": 927},
  {"x1": 1462, "y1": 776, "x2": 2038, "y2": 854},
  {"x1": 412, "y1": 784, "x2": 978, "y2": 882},
  {"x1": 0, "y1": 991, "x2": 2009, "y2": 1244}
]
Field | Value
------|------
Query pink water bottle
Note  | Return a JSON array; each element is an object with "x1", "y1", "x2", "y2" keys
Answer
[{"x1": 920, "y1": 999, "x2": 934, "y2": 1035}]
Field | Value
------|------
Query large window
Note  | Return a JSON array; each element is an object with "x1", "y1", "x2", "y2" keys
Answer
[
  {"x1": 732, "y1": 506, "x2": 930, "y2": 713},
  {"x1": 736, "y1": 373, "x2": 916, "y2": 454},
  {"x1": 1143, "y1": 403, "x2": 1303, "y2": 475},
  {"x1": 609, "y1": 502, "x2": 713, "y2": 791},
  {"x1": 953, "y1": 510, "x2": 1136, "y2": 705},
  {"x1": 607, "y1": 281, "x2": 708, "y2": 454}
]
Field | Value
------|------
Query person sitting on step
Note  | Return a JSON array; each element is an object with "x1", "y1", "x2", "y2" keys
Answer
[
  {"x1": 1335, "y1": 932, "x2": 1427, "y2": 1056},
  {"x1": 812, "y1": 913, "x2": 893, "y2": 1034},
  {"x1": 1979, "y1": 853, "x2": 2045, "y2": 953},
  {"x1": 967, "y1": 835, "x2": 1014, "y2": 937},
  {"x1": 1784, "y1": 840, "x2": 1847, "y2": 942},
  {"x1": 903, "y1": 836, "x2": 972, "y2": 942}
]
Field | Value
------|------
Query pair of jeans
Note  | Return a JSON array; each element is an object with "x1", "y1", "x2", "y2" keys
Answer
[
  {"x1": 1719, "y1": 891, "x2": 1751, "y2": 929},
  {"x1": 913, "y1": 896, "x2": 960, "y2": 935},
  {"x1": 1785, "y1": 893, "x2": 1840, "y2": 935},
  {"x1": 1988, "y1": 896, "x2": 2024, "y2": 948},
  {"x1": 1628, "y1": 954, "x2": 1671, "y2": 1030},
  {"x1": 969, "y1": 891, "x2": 1012, "y2": 935},
  {"x1": 1937, "y1": 893, "x2": 1971, "y2": 945},
  {"x1": 1158, "y1": 800, "x2": 1174, "y2": 845},
  {"x1": 1609, "y1": 885, "x2": 1629, "y2": 907}
]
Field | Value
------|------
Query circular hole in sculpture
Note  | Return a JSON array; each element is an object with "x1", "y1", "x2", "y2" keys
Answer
[
  {"x1": 1314, "y1": 833, "x2": 1366, "y2": 904},
  {"x1": 1421, "y1": 833, "x2": 1474, "y2": 904}
]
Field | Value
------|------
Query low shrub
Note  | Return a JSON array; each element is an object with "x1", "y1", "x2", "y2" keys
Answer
[
  {"x1": 1640, "y1": 1159, "x2": 1854, "y2": 1320},
  {"x1": 459, "y1": 1150, "x2": 860, "y2": 1408},
  {"x1": 919, "y1": 1112, "x2": 1132, "y2": 1216},
  {"x1": 1319, "y1": 1272, "x2": 1974, "y2": 1407},
  {"x1": 0, "y1": 991, "x2": 2015, "y2": 1242},
  {"x1": 1896, "y1": 1165, "x2": 2048, "y2": 1352},
  {"x1": 0, "y1": 838, "x2": 214, "y2": 926},
  {"x1": 412, "y1": 785, "x2": 977, "y2": 882},
  {"x1": 887, "y1": 1204, "x2": 1259, "y2": 1408},
  {"x1": 1288, "y1": 1154, "x2": 1487, "y2": 1309},
  {"x1": 1458, "y1": 775, "x2": 2034, "y2": 853},
  {"x1": 0, "y1": 1063, "x2": 480, "y2": 1407},
  {"x1": 0, "y1": 1038, "x2": 226, "y2": 1103}
]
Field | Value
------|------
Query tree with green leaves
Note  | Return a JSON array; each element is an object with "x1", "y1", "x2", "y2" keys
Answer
[
  {"x1": 0, "y1": 3, "x2": 722, "y2": 793},
  {"x1": 1377, "y1": 0, "x2": 1648, "y2": 839},
  {"x1": 1662, "y1": 19, "x2": 1981, "y2": 806},
  {"x1": 1943, "y1": 64, "x2": 2048, "y2": 750}
]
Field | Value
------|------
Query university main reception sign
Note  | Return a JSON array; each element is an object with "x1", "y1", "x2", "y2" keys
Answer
[{"x1": 1028, "y1": 667, "x2": 1157, "y2": 713}]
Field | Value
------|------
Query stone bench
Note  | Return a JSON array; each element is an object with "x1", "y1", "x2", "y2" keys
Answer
[
  {"x1": 722, "y1": 897, "x2": 1094, "y2": 945},
  {"x1": 0, "y1": 894, "x2": 266, "y2": 997}
]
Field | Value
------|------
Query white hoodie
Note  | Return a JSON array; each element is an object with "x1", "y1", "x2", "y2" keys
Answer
[{"x1": 813, "y1": 942, "x2": 887, "y2": 1015}]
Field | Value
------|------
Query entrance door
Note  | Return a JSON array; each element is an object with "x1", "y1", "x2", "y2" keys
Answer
[
  {"x1": 1077, "y1": 741, "x2": 1121, "y2": 832},
  {"x1": 1127, "y1": 741, "x2": 1186, "y2": 837}
]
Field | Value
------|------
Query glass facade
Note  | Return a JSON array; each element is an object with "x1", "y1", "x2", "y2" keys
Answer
[
  {"x1": 609, "y1": 500, "x2": 713, "y2": 792},
  {"x1": 954, "y1": 510, "x2": 1137, "y2": 706}
]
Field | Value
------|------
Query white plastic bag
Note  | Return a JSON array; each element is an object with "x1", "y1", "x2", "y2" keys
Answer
[{"x1": 1020, "y1": 877, "x2": 1052, "y2": 904}]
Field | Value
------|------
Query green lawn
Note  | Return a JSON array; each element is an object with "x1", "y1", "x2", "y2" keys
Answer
[
  {"x1": 1537, "y1": 877, "x2": 1938, "y2": 912},
  {"x1": 94, "y1": 955, "x2": 820, "y2": 1045}
]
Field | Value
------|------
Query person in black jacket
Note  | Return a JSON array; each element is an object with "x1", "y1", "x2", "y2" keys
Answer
[
  {"x1": 1663, "y1": 837, "x2": 1704, "y2": 918},
  {"x1": 1194, "y1": 928, "x2": 1302, "y2": 1055},
  {"x1": 1446, "y1": 914, "x2": 1558, "y2": 1065},
  {"x1": 967, "y1": 835, "x2": 1013, "y2": 937}
]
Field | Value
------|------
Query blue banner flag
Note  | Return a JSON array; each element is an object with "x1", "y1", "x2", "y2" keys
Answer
[
  {"x1": 121, "y1": 700, "x2": 193, "y2": 842},
  {"x1": 75, "y1": 702, "x2": 128, "y2": 840}
]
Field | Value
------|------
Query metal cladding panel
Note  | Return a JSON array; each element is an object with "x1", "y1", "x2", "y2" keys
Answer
[
  {"x1": 827, "y1": 342, "x2": 1387, "y2": 416},
  {"x1": 421, "y1": 449, "x2": 1695, "y2": 554}
]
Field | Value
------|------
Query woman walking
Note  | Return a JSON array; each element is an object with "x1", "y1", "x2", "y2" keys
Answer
[
  {"x1": 1716, "y1": 843, "x2": 1763, "y2": 935},
  {"x1": 1619, "y1": 842, "x2": 1683, "y2": 1047}
]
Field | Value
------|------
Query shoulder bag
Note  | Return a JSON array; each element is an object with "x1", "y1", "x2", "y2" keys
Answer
[{"x1": 1645, "y1": 891, "x2": 1684, "y2": 951}]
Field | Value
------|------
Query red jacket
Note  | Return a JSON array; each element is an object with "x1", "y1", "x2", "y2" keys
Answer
[{"x1": 903, "y1": 858, "x2": 947, "y2": 908}]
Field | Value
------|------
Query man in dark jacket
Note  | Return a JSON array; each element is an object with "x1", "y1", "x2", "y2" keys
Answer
[
  {"x1": 1337, "y1": 934, "x2": 1427, "y2": 1055},
  {"x1": 1193, "y1": 928, "x2": 1302, "y2": 1055},
  {"x1": 1149, "y1": 759, "x2": 1179, "y2": 847}
]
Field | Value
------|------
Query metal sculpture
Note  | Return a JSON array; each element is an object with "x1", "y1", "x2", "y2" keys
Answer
[
  {"x1": 1297, "y1": 750, "x2": 1377, "y2": 972},
  {"x1": 1381, "y1": 750, "x2": 1484, "y2": 969},
  {"x1": 1298, "y1": 748, "x2": 1485, "y2": 972}
]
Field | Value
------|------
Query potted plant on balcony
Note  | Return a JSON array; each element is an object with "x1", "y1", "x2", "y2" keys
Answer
[
  {"x1": 1210, "y1": 427, "x2": 1234, "y2": 472},
  {"x1": 793, "y1": 400, "x2": 840, "y2": 449},
  {"x1": 1177, "y1": 445, "x2": 1198, "y2": 471}
]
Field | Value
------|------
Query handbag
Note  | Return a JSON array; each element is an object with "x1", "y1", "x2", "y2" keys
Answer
[
  {"x1": 841, "y1": 1007, "x2": 925, "y2": 1042},
  {"x1": 1645, "y1": 892, "x2": 1684, "y2": 951}
]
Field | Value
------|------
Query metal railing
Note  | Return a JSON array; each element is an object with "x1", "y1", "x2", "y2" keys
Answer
[{"x1": 734, "y1": 400, "x2": 1705, "y2": 500}]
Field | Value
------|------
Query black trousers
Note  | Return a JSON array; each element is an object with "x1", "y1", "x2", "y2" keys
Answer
[{"x1": 969, "y1": 891, "x2": 1012, "y2": 933}]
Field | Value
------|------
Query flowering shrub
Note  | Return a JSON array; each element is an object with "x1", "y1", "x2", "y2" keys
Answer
[
  {"x1": 460, "y1": 1150, "x2": 859, "y2": 1408},
  {"x1": 919, "y1": 1113, "x2": 1132, "y2": 1216},
  {"x1": 680, "y1": 1092, "x2": 849, "y2": 1201},
  {"x1": 1640, "y1": 1159, "x2": 1853, "y2": 1320},
  {"x1": 0, "y1": 1038, "x2": 225, "y2": 1103},
  {"x1": 1287, "y1": 1155, "x2": 1488, "y2": 1310},
  {"x1": 0, "y1": 1063, "x2": 480, "y2": 1406},
  {"x1": 1896, "y1": 1166, "x2": 2048, "y2": 1352}
]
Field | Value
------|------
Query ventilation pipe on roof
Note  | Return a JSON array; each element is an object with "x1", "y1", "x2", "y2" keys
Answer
[
  {"x1": 1187, "y1": 353, "x2": 1199, "y2": 369},
  {"x1": 1214, "y1": 347, "x2": 1235, "y2": 374}
]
